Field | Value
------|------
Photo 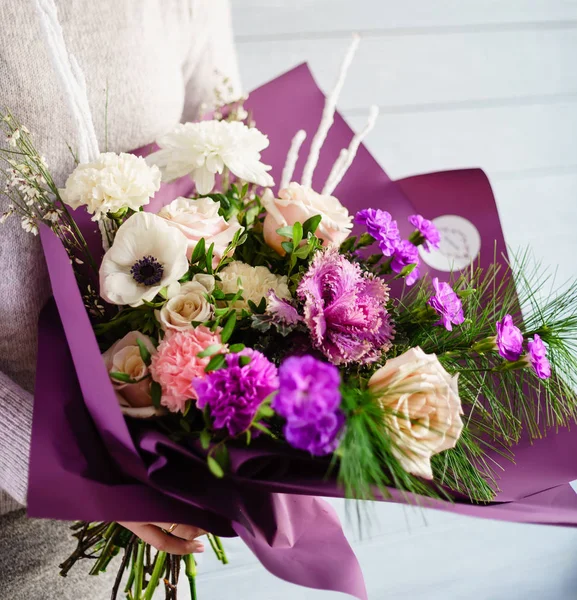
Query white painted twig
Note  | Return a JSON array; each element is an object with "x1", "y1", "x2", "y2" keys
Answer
[
  {"x1": 322, "y1": 148, "x2": 348, "y2": 195},
  {"x1": 323, "y1": 104, "x2": 379, "y2": 196},
  {"x1": 280, "y1": 130, "x2": 307, "y2": 190},
  {"x1": 300, "y1": 34, "x2": 360, "y2": 188}
]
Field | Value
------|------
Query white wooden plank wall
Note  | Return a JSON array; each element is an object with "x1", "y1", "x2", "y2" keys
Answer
[{"x1": 189, "y1": 3, "x2": 577, "y2": 599}]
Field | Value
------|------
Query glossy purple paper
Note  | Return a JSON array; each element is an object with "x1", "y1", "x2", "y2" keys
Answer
[{"x1": 28, "y1": 65, "x2": 577, "y2": 599}]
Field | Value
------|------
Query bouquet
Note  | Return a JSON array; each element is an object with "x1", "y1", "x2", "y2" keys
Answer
[{"x1": 4, "y1": 37, "x2": 577, "y2": 600}]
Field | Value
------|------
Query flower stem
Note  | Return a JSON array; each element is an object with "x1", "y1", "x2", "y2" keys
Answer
[
  {"x1": 184, "y1": 554, "x2": 197, "y2": 600},
  {"x1": 214, "y1": 536, "x2": 228, "y2": 565},
  {"x1": 143, "y1": 551, "x2": 166, "y2": 600},
  {"x1": 132, "y1": 540, "x2": 146, "y2": 600}
]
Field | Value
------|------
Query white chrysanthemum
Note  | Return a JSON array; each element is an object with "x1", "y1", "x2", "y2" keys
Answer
[
  {"x1": 218, "y1": 261, "x2": 291, "y2": 312},
  {"x1": 146, "y1": 120, "x2": 274, "y2": 195},
  {"x1": 100, "y1": 212, "x2": 189, "y2": 307},
  {"x1": 61, "y1": 152, "x2": 161, "y2": 221}
]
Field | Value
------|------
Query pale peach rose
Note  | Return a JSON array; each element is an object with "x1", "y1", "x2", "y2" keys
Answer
[
  {"x1": 368, "y1": 347, "x2": 463, "y2": 479},
  {"x1": 102, "y1": 331, "x2": 162, "y2": 418},
  {"x1": 262, "y1": 182, "x2": 353, "y2": 256},
  {"x1": 156, "y1": 275, "x2": 215, "y2": 332},
  {"x1": 157, "y1": 196, "x2": 242, "y2": 266}
]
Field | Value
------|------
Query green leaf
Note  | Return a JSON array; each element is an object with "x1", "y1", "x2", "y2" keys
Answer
[
  {"x1": 207, "y1": 456, "x2": 224, "y2": 478},
  {"x1": 205, "y1": 353, "x2": 226, "y2": 372},
  {"x1": 205, "y1": 243, "x2": 215, "y2": 273},
  {"x1": 190, "y1": 238, "x2": 206, "y2": 264},
  {"x1": 257, "y1": 404, "x2": 275, "y2": 418},
  {"x1": 220, "y1": 311, "x2": 237, "y2": 343},
  {"x1": 228, "y1": 343, "x2": 245, "y2": 353},
  {"x1": 292, "y1": 222, "x2": 303, "y2": 247},
  {"x1": 197, "y1": 344, "x2": 223, "y2": 358},
  {"x1": 150, "y1": 381, "x2": 162, "y2": 409},
  {"x1": 281, "y1": 241, "x2": 294, "y2": 254},
  {"x1": 399, "y1": 263, "x2": 417, "y2": 277},
  {"x1": 136, "y1": 338, "x2": 152, "y2": 366},
  {"x1": 180, "y1": 418, "x2": 191, "y2": 433},
  {"x1": 357, "y1": 233, "x2": 375, "y2": 248},
  {"x1": 212, "y1": 288, "x2": 226, "y2": 300},
  {"x1": 239, "y1": 355, "x2": 251, "y2": 367},
  {"x1": 241, "y1": 182, "x2": 249, "y2": 198},
  {"x1": 339, "y1": 236, "x2": 357, "y2": 253},
  {"x1": 109, "y1": 372, "x2": 134, "y2": 384},
  {"x1": 293, "y1": 245, "x2": 310, "y2": 259},
  {"x1": 200, "y1": 429, "x2": 211, "y2": 450},
  {"x1": 276, "y1": 225, "x2": 294, "y2": 239},
  {"x1": 302, "y1": 214, "x2": 322, "y2": 236},
  {"x1": 214, "y1": 444, "x2": 231, "y2": 472}
]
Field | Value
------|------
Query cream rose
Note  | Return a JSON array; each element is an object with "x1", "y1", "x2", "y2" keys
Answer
[
  {"x1": 262, "y1": 182, "x2": 353, "y2": 256},
  {"x1": 102, "y1": 331, "x2": 161, "y2": 418},
  {"x1": 156, "y1": 274, "x2": 215, "y2": 331},
  {"x1": 217, "y1": 261, "x2": 291, "y2": 311},
  {"x1": 157, "y1": 196, "x2": 243, "y2": 266},
  {"x1": 368, "y1": 347, "x2": 463, "y2": 479}
]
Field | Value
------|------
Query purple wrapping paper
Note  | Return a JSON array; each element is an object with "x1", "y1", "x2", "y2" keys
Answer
[{"x1": 28, "y1": 64, "x2": 577, "y2": 599}]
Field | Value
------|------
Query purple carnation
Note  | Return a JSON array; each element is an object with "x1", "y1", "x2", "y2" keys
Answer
[
  {"x1": 194, "y1": 348, "x2": 278, "y2": 436},
  {"x1": 391, "y1": 240, "x2": 420, "y2": 286},
  {"x1": 273, "y1": 355, "x2": 344, "y2": 456},
  {"x1": 298, "y1": 248, "x2": 395, "y2": 366},
  {"x1": 408, "y1": 214, "x2": 441, "y2": 252},
  {"x1": 527, "y1": 334, "x2": 551, "y2": 379},
  {"x1": 355, "y1": 209, "x2": 400, "y2": 257},
  {"x1": 428, "y1": 277, "x2": 465, "y2": 331},
  {"x1": 496, "y1": 314, "x2": 523, "y2": 361}
]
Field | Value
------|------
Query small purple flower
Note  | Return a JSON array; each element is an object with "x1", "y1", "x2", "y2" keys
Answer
[
  {"x1": 391, "y1": 240, "x2": 420, "y2": 286},
  {"x1": 273, "y1": 355, "x2": 344, "y2": 456},
  {"x1": 194, "y1": 348, "x2": 278, "y2": 436},
  {"x1": 496, "y1": 315, "x2": 523, "y2": 361},
  {"x1": 408, "y1": 214, "x2": 441, "y2": 252},
  {"x1": 428, "y1": 277, "x2": 465, "y2": 331},
  {"x1": 298, "y1": 248, "x2": 395, "y2": 365},
  {"x1": 266, "y1": 290, "x2": 302, "y2": 326},
  {"x1": 355, "y1": 209, "x2": 400, "y2": 257},
  {"x1": 527, "y1": 334, "x2": 551, "y2": 379}
]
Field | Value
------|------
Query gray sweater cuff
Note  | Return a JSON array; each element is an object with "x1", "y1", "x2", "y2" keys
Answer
[{"x1": 0, "y1": 371, "x2": 32, "y2": 506}]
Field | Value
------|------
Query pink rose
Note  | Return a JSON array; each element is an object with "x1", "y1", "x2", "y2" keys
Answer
[
  {"x1": 150, "y1": 326, "x2": 223, "y2": 413},
  {"x1": 157, "y1": 196, "x2": 242, "y2": 266},
  {"x1": 102, "y1": 331, "x2": 161, "y2": 418},
  {"x1": 368, "y1": 347, "x2": 463, "y2": 479},
  {"x1": 262, "y1": 182, "x2": 353, "y2": 256}
]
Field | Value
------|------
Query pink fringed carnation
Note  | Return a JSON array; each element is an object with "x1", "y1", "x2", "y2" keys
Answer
[
  {"x1": 297, "y1": 248, "x2": 394, "y2": 365},
  {"x1": 150, "y1": 326, "x2": 222, "y2": 413}
]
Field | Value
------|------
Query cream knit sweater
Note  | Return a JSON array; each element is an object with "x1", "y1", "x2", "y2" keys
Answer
[{"x1": 0, "y1": 0, "x2": 240, "y2": 514}]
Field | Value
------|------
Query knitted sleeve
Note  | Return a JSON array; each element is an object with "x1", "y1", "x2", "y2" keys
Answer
[{"x1": 0, "y1": 371, "x2": 33, "y2": 507}]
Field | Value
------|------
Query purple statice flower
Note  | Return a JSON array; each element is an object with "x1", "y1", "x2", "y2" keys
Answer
[
  {"x1": 408, "y1": 214, "x2": 441, "y2": 252},
  {"x1": 428, "y1": 277, "x2": 465, "y2": 331},
  {"x1": 194, "y1": 348, "x2": 278, "y2": 436},
  {"x1": 391, "y1": 240, "x2": 420, "y2": 286},
  {"x1": 297, "y1": 248, "x2": 394, "y2": 366},
  {"x1": 495, "y1": 314, "x2": 523, "y2": 361},
  {"x1": 273, "y1": 355, "x2": 344, "y2": 456},
  {"x1": 355, "y1": 208, "x2": 400, "y2": 256},
  {"x1": 526, "y1": 334, "x2": 551, "y2": 379},
  {"x1": 266, "y1": 290, "x2": 302, "y2": 327}
]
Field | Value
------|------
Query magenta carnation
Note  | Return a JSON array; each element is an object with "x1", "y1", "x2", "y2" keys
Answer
[
  {"x1": 527, "y1": 334, "x2": 551, "y2": 379},
  {"x1": 273, "y1": 355, "x2": 344, "y2": 456},
  {"x1": 428, "y1": 278, "x2": 465, "y2": 331},
  {"x1": 150, "y1": 326, "x2": 222, "y2": 413},
  {"x1": 496, "y1": 314, "x2": 523, "y2": 361},
  {"x1": 297, "y1": 248, "x2": 394, "y2": 365},
  {"x1": 193, "y1": 348, "x2": 279, "y2": 436},
  {"x1": 408, "y1": 214, "x2": 441, "y2": 252}
]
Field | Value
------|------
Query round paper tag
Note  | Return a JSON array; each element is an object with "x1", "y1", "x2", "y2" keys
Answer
[{"x1": 418, "y1": 215, "x2": 481, "y2": 272}]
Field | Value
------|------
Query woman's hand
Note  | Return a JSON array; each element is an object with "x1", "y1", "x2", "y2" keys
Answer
[{"x1": 119, "y1": 522, "x2": 205, "y2": 555}]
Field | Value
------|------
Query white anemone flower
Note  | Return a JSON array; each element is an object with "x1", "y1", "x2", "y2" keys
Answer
[
  {"x1": 100, "y1": 212, "x2": 189, "y2": 307},
  {"x1": 146, "y1": 120, "x2": 275, "y2": 195}
]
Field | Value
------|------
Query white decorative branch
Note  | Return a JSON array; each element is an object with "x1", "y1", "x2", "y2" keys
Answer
[
  {"x1": 300, "y1": 34, "x2": 360, "y2": 189},
  {"x1": 322, "y1": 148, "x2": 349, "y2": 196},
  {"x1": 280, "y1": 130, "x2": 307, "y2": 190},
  {"x1": 323, "y1": 105, "x2": 379, "y2": 196}
]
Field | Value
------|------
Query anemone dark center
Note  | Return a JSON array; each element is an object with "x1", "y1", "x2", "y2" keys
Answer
[{"x1": 130, "y1": 255, "x2": 164, "y2": 286}]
